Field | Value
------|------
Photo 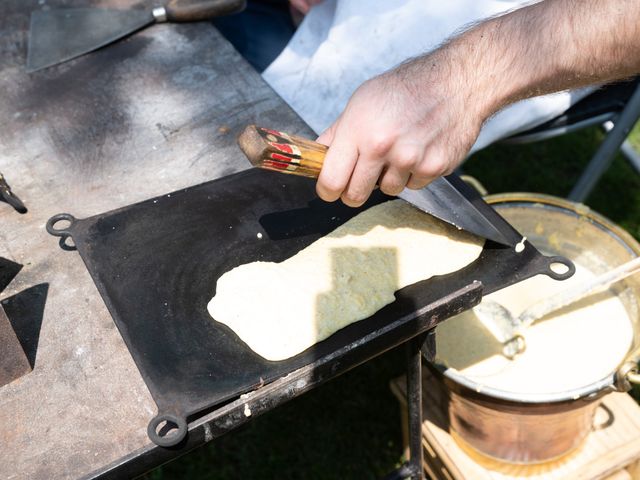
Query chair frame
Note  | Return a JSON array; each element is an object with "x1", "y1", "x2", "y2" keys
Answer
[{"x1": 502, "y1": 82, "x2": 640, "y2": 203}]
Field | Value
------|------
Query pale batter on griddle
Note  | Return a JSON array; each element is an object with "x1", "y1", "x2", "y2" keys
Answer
[{"x1": 208, "y1": 200, "x2": 484, "y2": 361}]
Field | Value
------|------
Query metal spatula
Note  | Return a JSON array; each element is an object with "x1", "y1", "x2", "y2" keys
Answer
[
  {"x1": 237, "y1": 125, "x2": 522, "y2": 247},
  {"x1": 476, "y1": 256, "x2": 640, "y2": 358},
  {"x1": 27, "y1": 0, "x2": 245, "y2": 72}
]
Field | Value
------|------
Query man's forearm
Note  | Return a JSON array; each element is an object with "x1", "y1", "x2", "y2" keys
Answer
[
  {"x1": 315, "y1": 0, "x2": 640, "y2": 206},
  {"x1": 435, "y1": 0, "x2": 640, "y2": 119}
]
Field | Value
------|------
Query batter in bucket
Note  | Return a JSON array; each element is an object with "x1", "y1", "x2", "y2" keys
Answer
[{"x1": 435, "y1": 263, "x2": 634, "y2": 395}]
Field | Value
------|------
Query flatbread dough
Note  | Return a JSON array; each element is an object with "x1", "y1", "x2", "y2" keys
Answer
[
  {"x1": 435, "y1": 263, "x2": 634, "y2": 394},
  {"x1": 208, "y1": 200, "x2": 484, "y2": 361}
]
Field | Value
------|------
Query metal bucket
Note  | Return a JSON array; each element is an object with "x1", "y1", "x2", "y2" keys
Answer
[{"x1": 428, "y1": 193, "x2": 640, "y2": 465}]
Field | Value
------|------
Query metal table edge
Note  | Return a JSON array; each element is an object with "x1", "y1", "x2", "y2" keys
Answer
[{"x1": 81, "y1": 281, "x2": 484, "y2": 480}]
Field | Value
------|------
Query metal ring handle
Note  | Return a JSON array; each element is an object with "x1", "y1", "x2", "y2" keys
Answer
[
  {"x1": 544, "y1": 255, "x2": 576, "y2": 281},
  {"x1": 502, "y1": 334, "x2": 526, "y2": 359},
  {"x1": 46, "y1": 213, "x2": 77, "y2": 237},
  {"x1": 627, "y1": 371, "x2": 640, "y2": 384},
  {"x1": 615, "y1": 361, "x2": 640, "y2": 391},
  {"x1": 147, "y1": 413, "x2": 188, "y2": 447}
]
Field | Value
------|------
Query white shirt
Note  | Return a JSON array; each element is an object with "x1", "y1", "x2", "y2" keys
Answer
[{"x1": 263, "y1": 0, "x2": 591, "y2": 152}]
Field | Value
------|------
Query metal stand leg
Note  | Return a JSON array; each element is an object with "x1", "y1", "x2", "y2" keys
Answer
[
  {"x1": 601, "y1": 120, "x2": 640, "y2": 174},
  {"x1": 406, "y1": 336, "x2": 424, "y2": 480},
  {"x1": 383, "y1": 336, "x2": 424, "y2": 480},
  {"x1": 569, "y1": 84, "x2": 640, "y2": 202},
  {"x1": 620, "y1": 139, "x2": 640, "y2": 174}
]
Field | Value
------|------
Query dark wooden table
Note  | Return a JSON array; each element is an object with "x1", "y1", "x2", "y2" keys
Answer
[{"x1": 0, "y1": 2, "x2": 311, "y2": 478}]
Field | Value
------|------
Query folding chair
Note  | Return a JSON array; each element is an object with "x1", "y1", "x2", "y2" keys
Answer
[{"x1": 501, "y1": 77, "x2": 640, "y2": 202}]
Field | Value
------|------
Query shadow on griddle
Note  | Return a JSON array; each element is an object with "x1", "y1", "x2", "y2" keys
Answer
[
  {"x1": 307, "y1": 245, "x2": 419, "y2": 372},
  {"x1": 259, "y1": 193, "x2": 390, "y2": 240},
  {"x1": 2, "y1": 283, "x2": 49, "y2": 368},
  {"x1": 299, "y1": 243, "x2": 514, "y2": 376},
  {"x1": 314, "y1": 246, "x2": 400, "y2": 347}
]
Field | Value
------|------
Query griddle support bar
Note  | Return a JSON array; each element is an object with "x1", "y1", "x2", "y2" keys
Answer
[
  {"x1": 382, "y1": 335, "x2": 425, "y2": 480},
  {"x1": 407, "y1": 335, "x2": 425, "y2": 480}
]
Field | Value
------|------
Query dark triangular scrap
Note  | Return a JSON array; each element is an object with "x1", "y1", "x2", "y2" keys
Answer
[
  {"x1": 2, "y1": 283, "x2": 49, "y2": 369},
  {"x1": 0, "y1": 257, "x2": 23, "y2": 294}
]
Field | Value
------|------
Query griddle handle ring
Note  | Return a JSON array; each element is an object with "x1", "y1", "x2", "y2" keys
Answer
[
  {"x1": 46, "y1": 213, "x2": 76, "y2": 237},
  {"x1": 46, "y1": 213, "x2": 78, "y2": 251},
  {"x1": 147, "y1": 413, "x2": 188, "y2": 447},
  {"x1": 545, "y1": 256, "x2": 576, "y2": 281}
]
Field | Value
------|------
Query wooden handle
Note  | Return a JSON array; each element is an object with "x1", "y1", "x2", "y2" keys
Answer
[
  {"x1": 237, "y1": 125, "x2": 327, "y2": 179},
  {"x1": 164, "y1": 0, "x2": 246, "y2": 22}
]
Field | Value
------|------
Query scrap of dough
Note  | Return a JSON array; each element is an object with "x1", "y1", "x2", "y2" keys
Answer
[
  {"x1": 208, "y1": 200, "x2": 484, "y2": 361},
  {"x1": 435, "y1": 263, "x2": 634, "y2": 394}
]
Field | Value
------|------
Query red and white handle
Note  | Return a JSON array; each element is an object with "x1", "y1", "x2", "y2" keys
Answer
[{"x1": 237, "y1": 125, "x2": 327, "y2": 179}]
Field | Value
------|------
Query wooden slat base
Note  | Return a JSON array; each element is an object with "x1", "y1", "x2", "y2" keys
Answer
[{"x1": 390, "y1": 368, "x2": 640, "y2": 480}]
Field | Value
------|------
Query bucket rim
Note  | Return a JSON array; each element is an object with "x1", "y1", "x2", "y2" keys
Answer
[{"x1": 430, "y1": 192, "x2": 640, "y2": 404}]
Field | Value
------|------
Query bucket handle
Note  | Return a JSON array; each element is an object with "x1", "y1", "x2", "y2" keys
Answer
[
  {"x1": 615, "y1": 361, "x2": 640, "y2": 391},
  {"x1": 627, "y1": 371, "x2": 640, "y2": 384}
]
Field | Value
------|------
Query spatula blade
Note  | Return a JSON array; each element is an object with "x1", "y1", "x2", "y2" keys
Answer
[
  {"x1": 27, "y1": 8, "x2": 153, "y2": 72},
  {"x1": 399, "y1": 174, "x2": 522, "y2": 247}
]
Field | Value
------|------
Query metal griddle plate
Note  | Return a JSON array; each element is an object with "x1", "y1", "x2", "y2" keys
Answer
[{"x1": 46, "y1": 169, "x2": 574, "y2": 447}]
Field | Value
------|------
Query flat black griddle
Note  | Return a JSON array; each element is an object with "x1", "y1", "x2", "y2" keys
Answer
[{"x1": 46, "y1": 168, "x2": 574, "y2": 447}]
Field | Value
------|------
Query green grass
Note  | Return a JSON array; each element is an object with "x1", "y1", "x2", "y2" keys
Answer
[
  {"x1": 144, "y1": 125, "x2": 640, "y2": 480},
  {"x1": 465, "y1": 125, "x2": 640, "y2": 239}
]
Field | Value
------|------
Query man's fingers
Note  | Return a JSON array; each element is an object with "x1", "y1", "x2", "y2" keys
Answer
[
  {"x1": 290, "y1": 0, "x2": 322, "y2": 15},
  {"x1": 316, "y1": 123, "x2": 336, "y2": 146},
  {"x1": 289, "y1": 0, "x2": 311, "y2": 14},
  {"x1": 406, "y1": 173, "x2": 435, "y2": 190},
  {"x1": 379, "y1": 167, "x2": 411, "y2": 196},
  {"x1": 316, "y1": 130, "x2": 358, "y2": 202},
  {"x1": 341, "y1": 156, "x2": 384, "y2": 207},
  {"x1": 405, "y1": 147, "x2": 451, "y2": 189}
]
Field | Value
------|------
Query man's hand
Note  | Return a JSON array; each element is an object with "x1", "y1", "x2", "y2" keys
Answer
[
  {"x1": 316, "y1": 59, "x2": 485, "y2": 207},
  {"x1": 316, "y1": 0, "x2": 640, "y2": 207},
  {"x1": 289, "y1": 0, "x2": 323, "y2": 15}
]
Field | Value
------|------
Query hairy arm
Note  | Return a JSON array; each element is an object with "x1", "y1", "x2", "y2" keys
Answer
[{"x1": 316, "y1": 0, "x2": 640, "y2": 206}]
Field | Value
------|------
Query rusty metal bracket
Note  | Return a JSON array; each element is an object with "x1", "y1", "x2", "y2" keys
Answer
[{"x1": 0, "y1": 172, "x2": 27, "y2": 214}]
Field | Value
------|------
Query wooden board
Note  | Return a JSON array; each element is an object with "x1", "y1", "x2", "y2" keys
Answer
[{"x1": 391, "y1": 368, "x2": 640, "y2": 480}]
